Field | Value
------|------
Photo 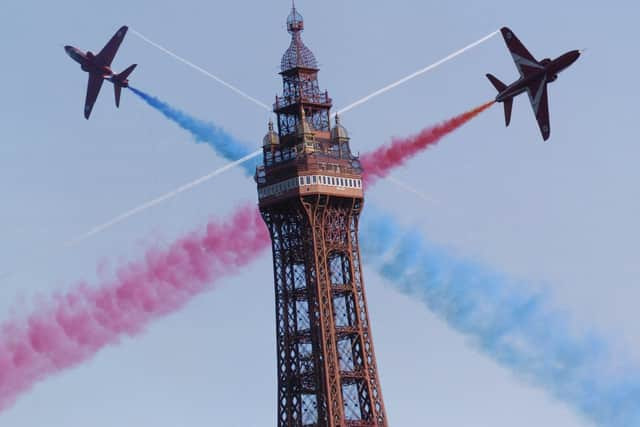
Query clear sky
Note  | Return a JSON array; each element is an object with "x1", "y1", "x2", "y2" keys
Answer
[{"x1": 1, "y1": 0, "x2": 638, "y2": 426}]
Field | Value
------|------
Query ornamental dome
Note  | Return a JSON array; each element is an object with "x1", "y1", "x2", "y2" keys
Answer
[
  {"x1": 280, "y1": 3, "x2": 318, "y2": 71},
  {"x1": 263, "y1": 121, "x2": 280, "y2": 147},
  {"x1": 331, "y1": 115, "x2": 349, "y2": 140}
]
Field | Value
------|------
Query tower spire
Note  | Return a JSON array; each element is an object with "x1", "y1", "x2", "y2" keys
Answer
[
  {"x1": 276, "y1": 3, "x2": 331, "y2": 139},
  {"x1": 282, "y1": 2, "x2": 316, "y2": 71},
  {"x1": 287, "y1": 0, "x2": 303, "y2": 34}
]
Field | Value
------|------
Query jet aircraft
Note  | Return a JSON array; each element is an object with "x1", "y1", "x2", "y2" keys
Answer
[
  {"x1": 65, "y1": 25, "x2": 136, "y2": 119},
  {"x1": 487, "y1": 27, "x2": 581, "y2": 141}
]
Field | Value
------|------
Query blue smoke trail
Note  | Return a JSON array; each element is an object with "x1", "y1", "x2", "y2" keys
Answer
[
  {"x1": 360, "y1": 206, "x2": 640, "y2": 427},
  {"x1": 129, "y1": 87, "x2": 259, "y2": 175},
  {"x1": 128, "y1": 89, "x2": 640, "y2": 424}
]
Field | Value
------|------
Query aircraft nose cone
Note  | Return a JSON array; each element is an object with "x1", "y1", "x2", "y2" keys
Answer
[
  {"x1": 570, "y1": 50, "x2": 581, "y2": 64},
  {"x1": 64, "y1": 46, "x2": 80, "y2": 60}
]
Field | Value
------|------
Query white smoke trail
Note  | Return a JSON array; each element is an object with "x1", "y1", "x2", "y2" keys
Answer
[
  {"x1": 0, "y1": 151, "x2": 262, "y2": 281},
  {"x1": 334, "y1": 30, "x2": 499, "y2": 116},
  {"x1": 385, "y1": 175, "x2": 441, "y2": 207},
  {"x1": 132, "y1": 27, "x2": 498, "y2": 120},
  {"x1": 69, "y1": 26, "x2": 496, "y2": 247},
  {"x1": 1, "y1": 27, "x2": 499, "y2": 271},
  {"x1": 130, "y1": 28, "x2": 272, "y2": 112},
  {"x1": 65, "y1": 150, "x2": 262, "y2": 247},
  {"x1": 127, "y1": 29, "x2": 496, "y2": 220}
]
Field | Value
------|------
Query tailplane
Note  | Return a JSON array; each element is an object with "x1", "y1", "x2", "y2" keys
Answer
[
  {"x1": 486, "y1": 74, "x2": 512, "y2": 127},
  {"x1": 118, "y1": 64, "x2": 137, "y2": 80},
  {"x1": 486, "y1": 73, "x2": 507, "y2": 92}
]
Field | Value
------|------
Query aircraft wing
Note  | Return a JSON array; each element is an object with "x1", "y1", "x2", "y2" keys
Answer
[
  {"x1": 96, "y1": 25, "x2": 128, "y2": 66},
  {"x1": 501, "y1": 27, "x2": 544, "y2": 78},
  {"x1": 526, "y1": 77, "x2": 550, "y2": 141},
  {"x1": 84, "y1": 73, "x2": 104, "y2": 119}
]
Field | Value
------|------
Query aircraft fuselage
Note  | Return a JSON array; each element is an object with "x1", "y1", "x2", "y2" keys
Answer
[
  {"x1": 64, "y1": 25, "x2": 133, "y2": 119},
  {"x1": 64, "y1": 46, "x2": 113, "y2": 79},
  {"x1": 495, "y1": 50, "x2": 580, "y2": 103}
]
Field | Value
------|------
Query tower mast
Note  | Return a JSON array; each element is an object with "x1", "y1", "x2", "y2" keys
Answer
[{"x1": 256, "y1": 5, "x2": 388, "y2": 426}]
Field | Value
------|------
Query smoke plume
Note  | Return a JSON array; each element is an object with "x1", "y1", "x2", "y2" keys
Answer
[
  {"x1": 130, "y1": 87, "x2": 493, "y2": 186},
  {"x1": 6, "y1": 93, "x2": 631, "y2": 426},
  {"x1": 0, "y1": 205, "x2": 269, "y2": 411},
  {"x1": 360, "y1": 101, "x2": 494, "y2": 186},
  {"x1": 129, "y1": 87, "x2": 259, "y2": 174},
  {"x1": 360, "y1": 207, "x2": 640, "y2": 427}
]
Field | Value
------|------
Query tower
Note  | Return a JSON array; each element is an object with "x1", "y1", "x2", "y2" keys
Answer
[{"x1": 256, "y1": 4, "x2": 388, "y2": 426}]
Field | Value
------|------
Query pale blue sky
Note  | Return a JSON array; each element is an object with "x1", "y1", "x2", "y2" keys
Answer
[{"x1": 1, "y1": 0, "x2": 638, "y2": 426}]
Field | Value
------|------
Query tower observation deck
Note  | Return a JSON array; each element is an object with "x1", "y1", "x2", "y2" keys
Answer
[{"x1": 256, "y1": 4, "x2": 388, "y2": 426}]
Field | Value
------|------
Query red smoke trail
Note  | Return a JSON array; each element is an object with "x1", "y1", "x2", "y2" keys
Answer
[
  {"x1": 0, "y1": 101, "x2": 492, "y2": 411},
  {"x1": 360, "y1": 101, "x2": 494, "y2": 186},
  {"x1": 0, "y1": 205, "x2": 268, "y2": 411}
]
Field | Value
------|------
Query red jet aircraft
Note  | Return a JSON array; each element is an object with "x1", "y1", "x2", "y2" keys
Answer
[
  {"x1": 65, "y1": 25, "x2": 136, "y2": 119},
  {"x1": 487, "y1": 27, "x2": 581, "y2": 141}
]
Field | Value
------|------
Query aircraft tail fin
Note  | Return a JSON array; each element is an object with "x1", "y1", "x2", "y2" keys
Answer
[
  {"x1": 112, "y1": 64, "x2": 137, "y2": 108},
  {"x1": 486, "y1": 74, "x2": 511, "y2": 126}
]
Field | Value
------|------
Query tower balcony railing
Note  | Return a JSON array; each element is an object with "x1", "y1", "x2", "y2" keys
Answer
[
  {"x1": 260, "y1": 149, "x2": 363, "y2": 177},
  {"x1": 274, "y1": 91, "x2": 332, "y2": 110}
]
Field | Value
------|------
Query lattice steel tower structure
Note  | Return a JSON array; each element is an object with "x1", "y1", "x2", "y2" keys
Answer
[{"x1": 255, "y1": 4, "x2": 388, "y2": 426}]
